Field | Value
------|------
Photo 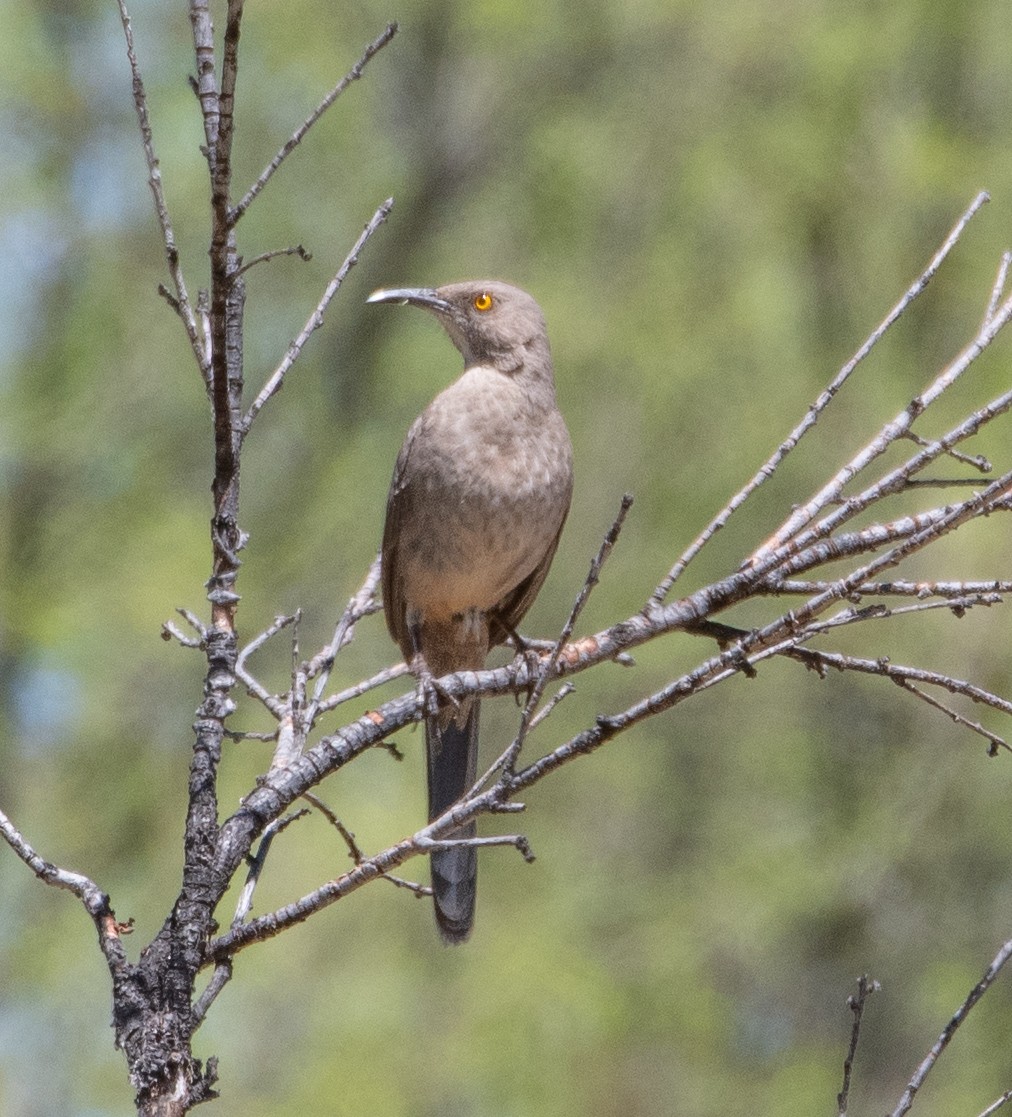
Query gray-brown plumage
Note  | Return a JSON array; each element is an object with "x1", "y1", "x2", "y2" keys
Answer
[{"x1": 370, "y1": 280, "x2": 573, "y2": 943}]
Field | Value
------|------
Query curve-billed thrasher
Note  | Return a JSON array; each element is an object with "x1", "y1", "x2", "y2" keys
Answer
[{"x1": 369, "y1": 280, "x2": 573, "y2": 943}]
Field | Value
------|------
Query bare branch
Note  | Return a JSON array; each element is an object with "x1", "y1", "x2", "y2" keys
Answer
[
  {"x1": 500, "y1": 492, "x2": 632, "y2": 776},
  {"x1": 651, "y1": 191, "x2": 990, "y2": 603},
  {"x1": 755, "y1": 275, "x2": 1012, "y2": 565},
  {"x1": 235, "y1": 244, "x2": 312, "y2": 277},
  {"x1": 188, "y1": 0, "x2": 220, "y2": 155},
  {"x1": 161, "y1": 620, "x2": 204, "y2": 648},
  {"x1": 801, "y1": 593, "x2": 1001, "y2": 632},
  {"x1": 527, "y1": 682, "x2": 576, "y2": 732},
  {"x1": 235, "y1": 613, "x2": 298, "y2": 716},
  {"x1": 0, "y1": 805, "x2": 129, "y2": 978},
  {"x1": 416, "y1": 832, "x2": 534, "y2": 860},
  {"x1": 207, "y1": 492, "x2": 1012, "y2": 954},
  {"x1": 231, "y1": 809, "x2": 310, "y2": 930},
  {"x1": 1, "y1": 805, "x2": 106, "y2": 912},
  {"x1": 838, "y1": 975, "x2": 879, "y2": 1117},
  {"x1": 116, "y1": 0, "x2": 207, "y2": 377},
  {"x1": 977, "y1": 1092, "x2": 1012, "y2": 1117},
  {"x1": 889, "y1": 938, "x2": 1012, "y2": 1117},
  {"x1": 207, "y1": 800, "x2": 533, "y2": 960},
  {"x1": 304, "y1": 791, "x2": 431, "y2": 895},
  {"x1": 223, "y1": 727, "x2": 278, "y2": 743},
  {"x1": 219, "y1": 1, "x2": 244, "y2": 155},
  {"x1": 983, "y1": 250, "x2": 1012, "y2": 327},
  {"x1": 770, "y1": 578, "x2": 1012, "y2": 599},
  {"x1": 759, "y1": 462, "x2": 1012, "y2": 596},
  {"x1": 242, "y1": 199, "x2": 394, "y2": 433},
  {"x1": 209, "y1": 452, "x2": 1012, "y2": 863},
  {"x1": 48, "y1": 33, "x2": 1012, "y2": 1098},
  {"x1": 191, "y1": 961, "x2": 232, "y2": 1029},
  {"x1": 684, "y1": 611, "x2": 1012, "y2": 754},
  {"x1": 312, "y1": 661, "x2": 410, "y2": 716},
  {"x1": 894, "y1": 677, "x2": 1008, "y2": 755},
  {"x1": 306, "y1": 555, "x2": 383, "y2": 707},
  {"x1": 902, "y1": 428, "x2": 991, "y2": 473},
  {"x1": 231, "y1": 23, "x2": 399, "y2": 224}
]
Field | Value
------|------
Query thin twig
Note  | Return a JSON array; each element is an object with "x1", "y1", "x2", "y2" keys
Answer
[
  {"x1": 685, "y1": 610, "x2": 1012, "y2": 748},
  {"x1": 804, "y1": 593, "x2": 1001, "y2": 632},
  {"x1": 235, "y1": 614, "x2": 298, "y2": 715},
  {"x1": 178, "y1": 606, "x2": 208, "y2": 635},
  {"x1": 231, "y1": 809, "x2": 310, "y2": 930},
  {"x1": 650, "y1": 191, "x2": 990, "y2": 603},
  {"x1": 983, "y1": 250, "x2": 1012, "y2": 326},
  {"x1": 161, "y1": 620, "x2": 204, "y2": 648},
  {"x1": 302, "y1": 792, "x2": 364, "y2": 860},
  {"x1": 115, "y1": 0, "x2": 207, "y2": 378},
  {"x1": 838, "y1": 975, "x2": 879, "y2": 1117},
  {"x1": 192, "y1": 960, "x2": 233, "y2": 1028},
  {"x1": 1, "y1": 807, "x2": 107, "y2": 911},
  {"x1": 499, "y1": 493, "x2": 632, "y2": 778},
  {"x1": 977, "y1": 1092, "x2": 1012, "y2": 1117},
  {"x1": 758, "y1": 452, "x2": 1012, "y2": 592},
  {"x1": 313, "y1": 661, "x2": 411, "y2": 715},
  {"x1": 889, "y1": 939, "x2": 1012, "y2": 1117},
  {"x1": 902, "y1": 428, "x2": 991, "y2": 473},
  {"x1": 242, "y1": 199, "x2": 394, "y2": 433},
  {"x1": 207, "y1": 816, "x2": 533, "y2": 959},
  {"x1": 306, "y1": 556, "x2": 383, "y2": 706},
  {"x1": 899, "y1": 476, "x2": 991, "y2": 488},
  {"x1": 231, "y1": 23, "x2": 398, "y2": 224},
  {"x1": 512, "y1": 494, "x2": 1012, "y2": 789},
  {"x1": 0, "y1": 806, "x2": 128, "y2": 976},
  {"x1": 415, "y1": 833, "x2": 534, "y2": 859},
  {"x1": 527, "y1": 682, "x2": 576, "y2": 732},
  {"x1": 235, "y1": 244, "x2": 312, "y2": 277},
  {"x1": 754, "y1": 280, "x2": 1012, "y2": 565},
  {"x1": 768, "y1": 578, "x2": 1012, "y2": 599},
  {"x1": 224, "y1": 728, "x2": 278, "y2": 742},
  {"x1": 304, "y1": 791, "x2": 429, "y2": 894},
  {"x1": 893, "y1": 678, "x2": 1008, "y2": 755}
]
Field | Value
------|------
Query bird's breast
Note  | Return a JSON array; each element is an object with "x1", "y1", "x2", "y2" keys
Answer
[{"x1": 392, "y1": 368, "x2": 572, "y2": 620}]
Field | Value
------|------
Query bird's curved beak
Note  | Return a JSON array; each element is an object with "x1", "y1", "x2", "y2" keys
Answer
[{"x1": 367, "y1": 287, "x2": 453, "y2": 313}]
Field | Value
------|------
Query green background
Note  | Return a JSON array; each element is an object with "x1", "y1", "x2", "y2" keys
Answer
[{"x1": 2, "y1": 0, "x2": 1012, "y2": 1113}]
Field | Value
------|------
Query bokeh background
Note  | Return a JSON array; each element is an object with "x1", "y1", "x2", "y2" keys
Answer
[{"x1": 2, "y1": 0, "x2": 1012, "y2": 1114}]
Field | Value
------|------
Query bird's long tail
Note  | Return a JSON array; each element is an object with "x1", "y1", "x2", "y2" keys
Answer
[{"x1": 426, "y1": 700, "x2": 479, "y2": 943}]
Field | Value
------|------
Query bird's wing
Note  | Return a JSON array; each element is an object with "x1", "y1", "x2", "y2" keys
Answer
[
  {"x1": 381, "y1": 418, "x2": 424, "y2": 660},
  {"x1": 488, "y1": 510, "x2": 570, "y2": 647}
]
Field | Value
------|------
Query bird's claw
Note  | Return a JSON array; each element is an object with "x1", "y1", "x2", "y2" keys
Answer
[
  {"x1": 410, "y1": 653, "x2": 457, "y2": 717},
  {"x1": 513, "y1": 645, "x2": 548, "y2": 707}
]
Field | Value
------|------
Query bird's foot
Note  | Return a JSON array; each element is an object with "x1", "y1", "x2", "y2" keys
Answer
[
  {"x1": 510, "y1": 641, "x2": 550, "y2": 709},
  {"x1": 409, "y1": 651, "x2": 458, "y2": 718},
  {"x1": 500, "y1": 626, "x2": 541, "y2": 705}
]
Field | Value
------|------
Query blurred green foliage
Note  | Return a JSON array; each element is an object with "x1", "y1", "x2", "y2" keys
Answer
[{"x1": 2, "y1": 0, "x2": 1012, "y2": 1113}]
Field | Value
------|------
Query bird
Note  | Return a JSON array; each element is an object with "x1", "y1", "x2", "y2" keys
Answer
[{"x1": 369, "y1": 280, "x2": 573, "y2": 943}]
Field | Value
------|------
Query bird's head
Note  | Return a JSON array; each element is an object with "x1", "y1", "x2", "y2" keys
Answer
[{"x1": 368, "y1": 280, "x2": 550, "y2": 374}]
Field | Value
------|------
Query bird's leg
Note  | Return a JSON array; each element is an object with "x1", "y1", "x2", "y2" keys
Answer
[
  {"x1": 407, "y1": 620, "x2": 439, "y2": 718},
  {"x1": 498, "y1": 618, "x2": 544, "y2": 708},
  {"x1": 406, "y1": 614, "x2": 458, "y2": 718},
  {"x1": 409, "y1": 651, "x2": 439, "y2": 718}
]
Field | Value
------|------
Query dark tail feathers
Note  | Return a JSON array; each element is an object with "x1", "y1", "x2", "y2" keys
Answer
[{"x1": 426, "y1": 700, "x2": 479, "y2": 943}]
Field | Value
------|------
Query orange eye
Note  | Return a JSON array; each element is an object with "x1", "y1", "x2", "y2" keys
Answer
[{"x1": 473, "y1": 291, "x2": 493, "y2": 312}]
